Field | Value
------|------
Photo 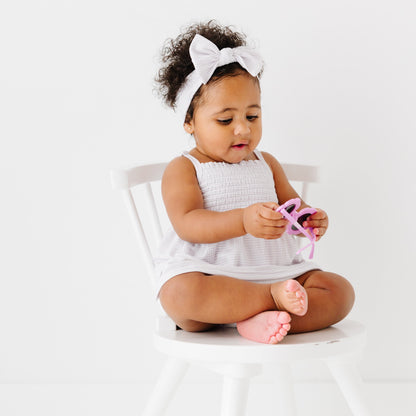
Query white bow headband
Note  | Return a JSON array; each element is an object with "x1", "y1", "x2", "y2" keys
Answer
[{"x1": 175, "y1": 34, "x2": 263, "y2": 122}]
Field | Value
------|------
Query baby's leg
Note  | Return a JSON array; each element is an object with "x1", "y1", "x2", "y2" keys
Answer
[
  {"x1": 237, "y1": 311, "x2": 291, "y2": 344},
  {"x1": 159, "y1": 272, "x2": 277, "y2": 330},
  {"x1": 289, "y1": 270, "x2": 355, "y2": 333}
]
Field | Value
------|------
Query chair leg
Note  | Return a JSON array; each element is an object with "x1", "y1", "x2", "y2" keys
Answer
[
  {"x1": 142, "y1": 357, "x2": 189, "y2": 416},
  {"x1": 325, "y1": 355, "x2": 372, "y2": 416},
  {"x1": 274, "y1": 363, "x2": 297, "y2": 416},
  {"x1": 221, "y1": 375, "x2": 250, "y2": 416},
  {"x1": 213, "y1": 363, "x2": 261, "y2": 416}
]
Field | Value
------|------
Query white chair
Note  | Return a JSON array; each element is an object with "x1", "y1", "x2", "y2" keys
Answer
[{"x1": 110, "y1": 161, "x2": 370, "y2": 416}]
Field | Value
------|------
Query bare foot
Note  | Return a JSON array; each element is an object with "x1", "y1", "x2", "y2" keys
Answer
[
  {"x1": 237, "y1": 311, "x2": 291, "y2": 344},
  {"x1": 271, "y1": 279, "x2": 308, "y2": 316}
]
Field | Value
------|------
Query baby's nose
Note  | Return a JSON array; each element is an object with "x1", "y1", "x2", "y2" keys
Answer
[{"x1": 234, "y1": 119, "x2": 250, "y2": 136}]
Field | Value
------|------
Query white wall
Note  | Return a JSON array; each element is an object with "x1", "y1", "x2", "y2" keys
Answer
[{"x1": 0, "y1": 0, "x2": 415, "y2": 383}]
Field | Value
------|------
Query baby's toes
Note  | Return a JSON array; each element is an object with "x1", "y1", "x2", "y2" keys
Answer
[
  {"x1": 276, "y1": 311, "x2": 291, "y2": 324},
  {"x1": 269, "y1": 333, "x2": 285, "y2": 344},
  {"x1": 279, "y1": 327, "x2": 288, "y2": 337}
]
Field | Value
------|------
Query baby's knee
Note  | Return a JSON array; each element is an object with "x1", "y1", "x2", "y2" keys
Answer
[
  {"x1": 159, "y1": 273, "x2": 203, "y2": 317},
  {"x1": 327, "y1": 273, "x2": 355, "y2": 319},
  {"x1": 337, "y1": 274, "x2": 355, "y2": 305},
  {"x1": 309, "y1": 271, "x2": 355, "y2": 319}
]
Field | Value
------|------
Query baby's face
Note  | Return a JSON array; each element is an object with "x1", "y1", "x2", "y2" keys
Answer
[{"x1": 184, "y1": 73, "x2": 262, "y2": 164}]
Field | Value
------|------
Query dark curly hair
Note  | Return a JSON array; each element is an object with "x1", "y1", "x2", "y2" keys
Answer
[{"x1": 155, "y1": 20, "x2": 262, "y2": 122}]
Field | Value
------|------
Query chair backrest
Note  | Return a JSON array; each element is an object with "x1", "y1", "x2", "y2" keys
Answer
[
  {"x1": 111, "y1": 162, "x2": 168, "y2": 282},
  {"x1": 111, "y1": 161, "x2": 319, "y2": 329}
]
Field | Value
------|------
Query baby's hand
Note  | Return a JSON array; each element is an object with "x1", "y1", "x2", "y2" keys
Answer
[
  {"x1": 302, "y1": 208, "x2": 328, "y2": 241},
  {"x1": 243, "y1": 202, "x2": 288, "y2": 239}
]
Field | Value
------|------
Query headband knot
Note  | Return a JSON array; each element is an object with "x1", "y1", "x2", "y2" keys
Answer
[{"x1": 175, "y1": 34, "x2": 263, "y2": 122}]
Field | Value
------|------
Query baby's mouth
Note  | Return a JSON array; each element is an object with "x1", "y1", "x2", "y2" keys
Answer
[{"x1": 232, "y1": 143, "x2": 247, "y2": 149}]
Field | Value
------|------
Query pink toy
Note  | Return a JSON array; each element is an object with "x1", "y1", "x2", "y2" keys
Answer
[{"x1": 275, "y1": 198, "x2": 317, "y2": 259}]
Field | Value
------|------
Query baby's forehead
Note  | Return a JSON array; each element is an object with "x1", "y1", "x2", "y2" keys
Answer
[{"x1": 199, "y1": 73, "x2": 261, "y2": 107}]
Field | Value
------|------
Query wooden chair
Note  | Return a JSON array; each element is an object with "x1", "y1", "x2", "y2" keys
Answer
[{"x1": 110, "y1": 161, "x2": 370, "y2": 415}]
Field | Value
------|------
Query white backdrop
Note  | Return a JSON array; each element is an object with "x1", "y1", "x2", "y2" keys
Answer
[{"x1": 0, "y1": 0, "x2": 415, "y2": 385}]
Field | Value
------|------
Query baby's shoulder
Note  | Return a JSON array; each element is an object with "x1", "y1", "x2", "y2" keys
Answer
[
  {"x1": 258, "y1": 151, "x2": 281, "y2": 169},
  {"x1": 166, "y1": 154, "x2": 195, "y2": 171},
  {"x1": 162, "y1": 155, "x2": 196, "y2": 183}
]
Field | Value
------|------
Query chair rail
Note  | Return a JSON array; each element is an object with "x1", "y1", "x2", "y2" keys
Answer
[{"x1": 110, "y1": 162, "x2": 168, "y2": 190}]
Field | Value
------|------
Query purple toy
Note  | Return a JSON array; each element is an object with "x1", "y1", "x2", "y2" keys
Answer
[{"x1": 275, "y1": 198, "x2": 317, "y2": 259}]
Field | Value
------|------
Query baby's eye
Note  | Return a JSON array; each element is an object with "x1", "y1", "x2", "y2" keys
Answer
[
  {"x1": 217, "y1": 118, "x2": 232, "y2": 125},
  {"x1": 247, "y1": 115, "x2": 259, "y2": 121}
]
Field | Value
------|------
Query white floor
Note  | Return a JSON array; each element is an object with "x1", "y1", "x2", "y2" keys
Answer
[{"x1": 0, "y1": 381, "x2": 414, "y2": 415}]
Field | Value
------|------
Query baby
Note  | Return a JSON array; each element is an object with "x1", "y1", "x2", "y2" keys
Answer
[{"x1": 153, "y1": 21, "x2": 355, "y2": 344}]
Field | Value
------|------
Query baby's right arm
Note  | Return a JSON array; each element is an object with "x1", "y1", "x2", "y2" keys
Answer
[{"x1": 162, "y1": 156, "x2": 288, "y2": 244}]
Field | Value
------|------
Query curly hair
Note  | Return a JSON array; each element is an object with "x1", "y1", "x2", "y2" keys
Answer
[{"x1": 155, "y1": 20, "x2": 261, "y2": 122}]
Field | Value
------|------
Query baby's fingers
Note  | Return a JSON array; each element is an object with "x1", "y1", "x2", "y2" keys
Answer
[
  {"x1": 305, "y1": 209, "x2": 328, "y2": 227},
  {"x1": 309, "y1": 208, "x2": 327, "y2": 220},
  {"x1": 303, "y1": 218, "x2": 327, "y2": 228},
  {"x1": 259, "y1": 203, "x2": 287, "y2": 223},
  {"x1": 311, "y1": 227, "x2": 326, "y2": 241}
]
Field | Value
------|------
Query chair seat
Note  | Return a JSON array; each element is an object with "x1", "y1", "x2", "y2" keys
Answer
[{"x1": 154, "y1": 319, "x2": 367, "y2": 364}]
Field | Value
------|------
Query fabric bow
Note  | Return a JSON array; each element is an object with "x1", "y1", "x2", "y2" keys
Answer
[{"x1": 189, "y1": 34, "x2": 263, "y2": 84}]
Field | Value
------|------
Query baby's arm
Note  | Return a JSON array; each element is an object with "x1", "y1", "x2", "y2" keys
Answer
[
  {"x1": 262, "y1": 152, "x2": 329, "y2": 241},
  {"x1": 162, "y1": 156, "x2": 288, "y2": 244}
]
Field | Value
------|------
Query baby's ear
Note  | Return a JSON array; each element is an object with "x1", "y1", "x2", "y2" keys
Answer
[{"x1": 184, "y1": 122, "x2": 194, "y2": 135}]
